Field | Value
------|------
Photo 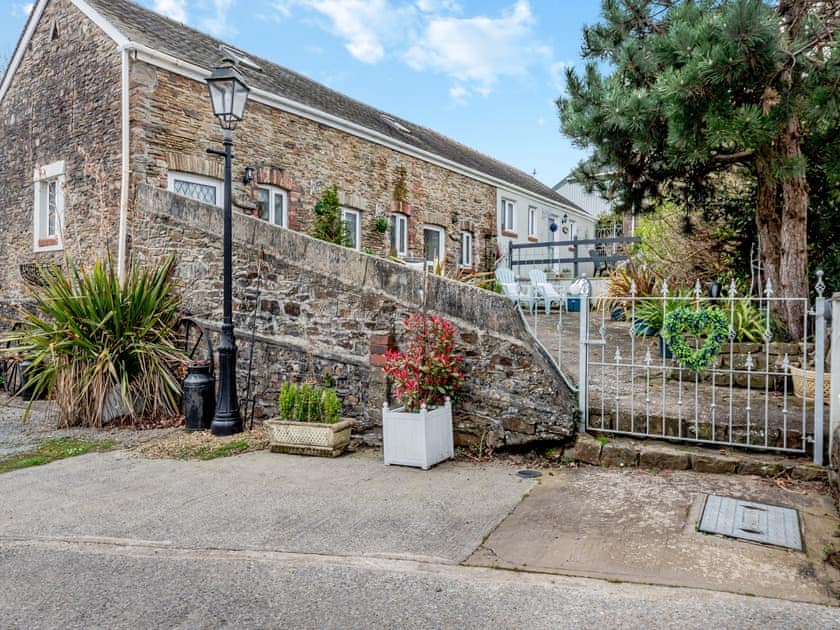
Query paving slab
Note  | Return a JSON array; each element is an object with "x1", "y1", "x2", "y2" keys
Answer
[
  {"x1": 466, "y1": 466, "x2": 840, "y2": 605},
  {"x1": 0, "y1": 450, "x2": 533, "y2": 563}
]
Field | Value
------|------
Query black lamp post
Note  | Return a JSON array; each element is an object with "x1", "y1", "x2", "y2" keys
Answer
[{"x1": 206, "y1": 57, "x2": 249, "y2": 436}]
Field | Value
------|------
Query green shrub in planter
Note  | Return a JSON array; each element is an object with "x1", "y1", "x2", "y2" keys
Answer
[{"x1": 277, "y1": 381, "x2": 342, "y2": 424}]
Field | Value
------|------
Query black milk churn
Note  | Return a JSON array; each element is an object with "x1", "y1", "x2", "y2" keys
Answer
[
  {"x1": 183, "y1": 361, "x2": 215, "y2": 431},
  {"x1": 19, "y1": 360, "x2": 39, "y2": 401}
]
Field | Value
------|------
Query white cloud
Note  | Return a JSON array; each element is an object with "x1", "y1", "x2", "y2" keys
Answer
[
  {"x1": 271, "y1": 0, "x2": 562, "y2": 103},
  {"x1": 405, "y1": 1, "x2": 541, "y2": 91},
  {"x1": 11, "y1": 2, "x2": 34, "y2": 17},
  {"x1": 415, "y1": 0, "x2": 460, "y2": 13},
  {"x1": 153, "y1": 0, "x2": 187, "y2": 22},
  {"x1": 449, "y1": 85, "x2": 468, "y2": 106},
  {"x1": 201, "y1": 0, "x2": 234, "y2": 37},
  {"x1": 550, "y1": 60, "x2": 572, "y2": 92},
  {"x1": 272, "y1": 1, "x2": 293, "y2": 18},
  {"x1": 296, "y1": 0, "x2": 415, "y2": 64}
]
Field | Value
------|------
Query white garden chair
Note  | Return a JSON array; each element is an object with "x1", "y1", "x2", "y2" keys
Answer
[
  {"x1": 528, "y1": 269, "x2": 565, "y2": 314},
  {"x1": 495, "y1": 268, "x2": 536, "y2": 313}
]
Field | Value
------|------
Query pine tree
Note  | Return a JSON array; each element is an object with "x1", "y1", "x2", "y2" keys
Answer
[{"x1": 559, "y1": 0, "x2": 840, "y2": 338}]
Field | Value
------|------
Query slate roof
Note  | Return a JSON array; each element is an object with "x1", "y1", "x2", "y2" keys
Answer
[{"x1": 81, "y1": 0, "x2": 577, "y2": 208}]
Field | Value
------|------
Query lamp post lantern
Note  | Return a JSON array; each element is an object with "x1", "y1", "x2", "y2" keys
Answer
[{"x1": 206, "y1": 57, "x2": 249, "y2": 436}]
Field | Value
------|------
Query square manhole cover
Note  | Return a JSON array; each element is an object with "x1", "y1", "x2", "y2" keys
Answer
[{"x1": 698, "y1": 495, "x2": 802, "y2": 551}]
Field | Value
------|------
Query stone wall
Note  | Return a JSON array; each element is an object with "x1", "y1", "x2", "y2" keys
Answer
[
  {"x1": 135, "y1": 185, "x2": 576, "y2": 446},
  {"x1": 129, "y1": 61, "x2": 498, "y2": 272},
  {"x1": 0, "y1": 0, "x2": 122, "y2": 305}
]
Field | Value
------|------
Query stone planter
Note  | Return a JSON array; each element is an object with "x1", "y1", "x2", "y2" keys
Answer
[
  {"x1": 264, "y1": 418, "x2": 353, "y2": 457},
  {"x1": 788, "y1": 366, "x2": 830, "y2": 402},
  {"x1": 382, "y1": 398, "x2": 454, "y2": 470}
]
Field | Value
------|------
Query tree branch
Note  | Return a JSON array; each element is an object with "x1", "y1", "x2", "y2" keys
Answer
[{"x1": 712, "y1": 150, "x2": 754, "y2": 164}]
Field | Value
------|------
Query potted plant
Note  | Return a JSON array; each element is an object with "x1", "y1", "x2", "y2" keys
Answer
[
  {"x1": 265, "y1": 381, "x2": 353, "y2": 457},
  {"x1": 382, "y1": 313, "x2": 463, "y2": 469},
  {"x1": 375, "y1": 216, "x2": 390, "y2": 233}
]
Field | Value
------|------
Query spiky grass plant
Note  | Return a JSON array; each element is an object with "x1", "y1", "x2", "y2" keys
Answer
[{"x1": 3, "y1": 255, "x2": 186, "y2": 428}]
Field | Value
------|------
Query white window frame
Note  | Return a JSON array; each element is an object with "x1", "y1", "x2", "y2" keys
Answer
[
  {"x1": 423, "y1": 225, "x2": 445, "y2": 263},
  {"x1": 341, "y1": 207, "x2": 361, "y2": 251},
  {"x1": 460, "y1": 231, "x2": 473, "y2": 268},
  {"x1": 501, "y1": 198, "x2": 515, "y2": 232},
  {"x1": 528, "y1": 206, "x2": 537, "y2": 238},
  {"x1": 167, "y1": 172, "x2": 222, "y2": 207},
  {"x1": 33, "y1": 160, "x2": 66, "y2": 252},
  {"x1": 390, "y1": 212, "x2": 408, "y2": 257},
  {"x1": 256, "y1": 185, "x2": 288, "y2": 227}
]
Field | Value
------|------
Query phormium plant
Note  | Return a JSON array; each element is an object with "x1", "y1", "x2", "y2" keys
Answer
[
  {"x1": 1, "y1": 255, "x2": 186, "y2": 428},
  {"x1": 383, "y1": 313, "x2": 463, "y2": 412}
]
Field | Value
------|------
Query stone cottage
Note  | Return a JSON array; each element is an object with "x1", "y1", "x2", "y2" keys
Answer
[
  {"x1": 0, "y1": 0, "x2": 586, "y2": 302},
  {"x1": 0, "y1": 0, "x2": 581, "y2": 445}
]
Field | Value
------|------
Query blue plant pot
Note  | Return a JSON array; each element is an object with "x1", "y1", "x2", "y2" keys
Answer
[
  {"x1": 632, "y1": 320, "x2": 657, "y2": 336},
  {"x1": 566, "y1": 298, "x2": 580, "y2": 312},
  {"x1": 659, "y1": 334, "x2": 673, "y2": 359}
]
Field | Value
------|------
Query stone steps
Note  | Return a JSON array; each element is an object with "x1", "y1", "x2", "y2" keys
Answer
[{"x1": 571, "y1": 433, "x2": 827, "y2": 481}]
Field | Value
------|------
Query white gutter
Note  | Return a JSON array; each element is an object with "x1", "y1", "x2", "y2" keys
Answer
[{"x1": 117, "y1": 46, "x2": 131, "y2": 283}]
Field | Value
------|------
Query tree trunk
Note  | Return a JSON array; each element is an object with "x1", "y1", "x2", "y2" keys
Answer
[
  {"x1": 754, "y1": 149, "x2": 783, "y2": 324},
  {"x1": 778, "y1": 116, "x2": 809, "y2": 340}
]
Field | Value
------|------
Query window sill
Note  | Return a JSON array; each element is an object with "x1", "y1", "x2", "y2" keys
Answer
[
  {"x1": 34, "y1": 238, "x2": 63, "y2": 252},
  {"x1": 527, "y1": 236, "x2": 539, "y2": 242},
  {"x1": 502, "y1": 230, "x2": 518, "y2": 238}
]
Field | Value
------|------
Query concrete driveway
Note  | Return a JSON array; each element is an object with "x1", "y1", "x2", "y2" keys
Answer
[{"x1": 467, "y1": 466, "x2": 840, "y2": 605}]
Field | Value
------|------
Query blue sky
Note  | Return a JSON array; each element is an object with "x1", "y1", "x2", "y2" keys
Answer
[{"x1": 2, "y1": 0, "x2": 604, "y2": 187}]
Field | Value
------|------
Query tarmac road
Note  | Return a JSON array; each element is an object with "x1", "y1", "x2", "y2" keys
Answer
[{"x1": 2, "y1": 538, "x2": 838, "y2": 629}]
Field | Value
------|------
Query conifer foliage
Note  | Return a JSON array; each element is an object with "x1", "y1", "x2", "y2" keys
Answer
[
  {"x1": 312, "y1": 184, "x2": 350, "y2": 247},
  {"x1": 559, "y1": 0, "x2": 840, "y2": 337}
]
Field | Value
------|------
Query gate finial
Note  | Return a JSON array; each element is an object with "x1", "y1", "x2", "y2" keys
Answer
[
  {"x1": 764, "y1": 278, "x2": 773, "y2": 298},
  {"x1": 816, "y1": 269, "x2": 825, "y2": 298}
]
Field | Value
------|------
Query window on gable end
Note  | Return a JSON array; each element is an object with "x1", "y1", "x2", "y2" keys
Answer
[{"x1": 33, "y1": 160, "x2": 66, "y2": 252}]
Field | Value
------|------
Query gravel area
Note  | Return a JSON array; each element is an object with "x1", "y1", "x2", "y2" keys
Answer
[{"x1": 0, "y1": 393, "x2": 181, "y2": 458}]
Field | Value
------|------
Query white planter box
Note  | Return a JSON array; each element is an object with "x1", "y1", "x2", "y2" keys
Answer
[
  {"x1": 264, "y1": 418, "x2": 353, "y2": 457},
  {"x1": 382, "y1": 399, "x2": 454, "y2": 470}
]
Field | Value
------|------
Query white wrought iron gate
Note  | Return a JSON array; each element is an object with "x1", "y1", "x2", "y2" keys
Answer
[{"x1": 528, "y1": 273, "x2": 828, "y2": 465}]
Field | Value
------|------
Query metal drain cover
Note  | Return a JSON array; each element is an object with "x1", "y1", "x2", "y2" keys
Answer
[{"x1": 698, "y1": 495, "x2": 802, "y2": 551}]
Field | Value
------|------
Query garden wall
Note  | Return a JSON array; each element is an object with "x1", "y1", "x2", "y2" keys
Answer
[{"x1": 133, "y1": 185, "x2": 577, "y2": 447}]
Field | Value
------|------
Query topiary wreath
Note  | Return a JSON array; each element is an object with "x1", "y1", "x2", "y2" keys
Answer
[{"x1": 661, "y1": 307, "x2": 729, "y2": 372}]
